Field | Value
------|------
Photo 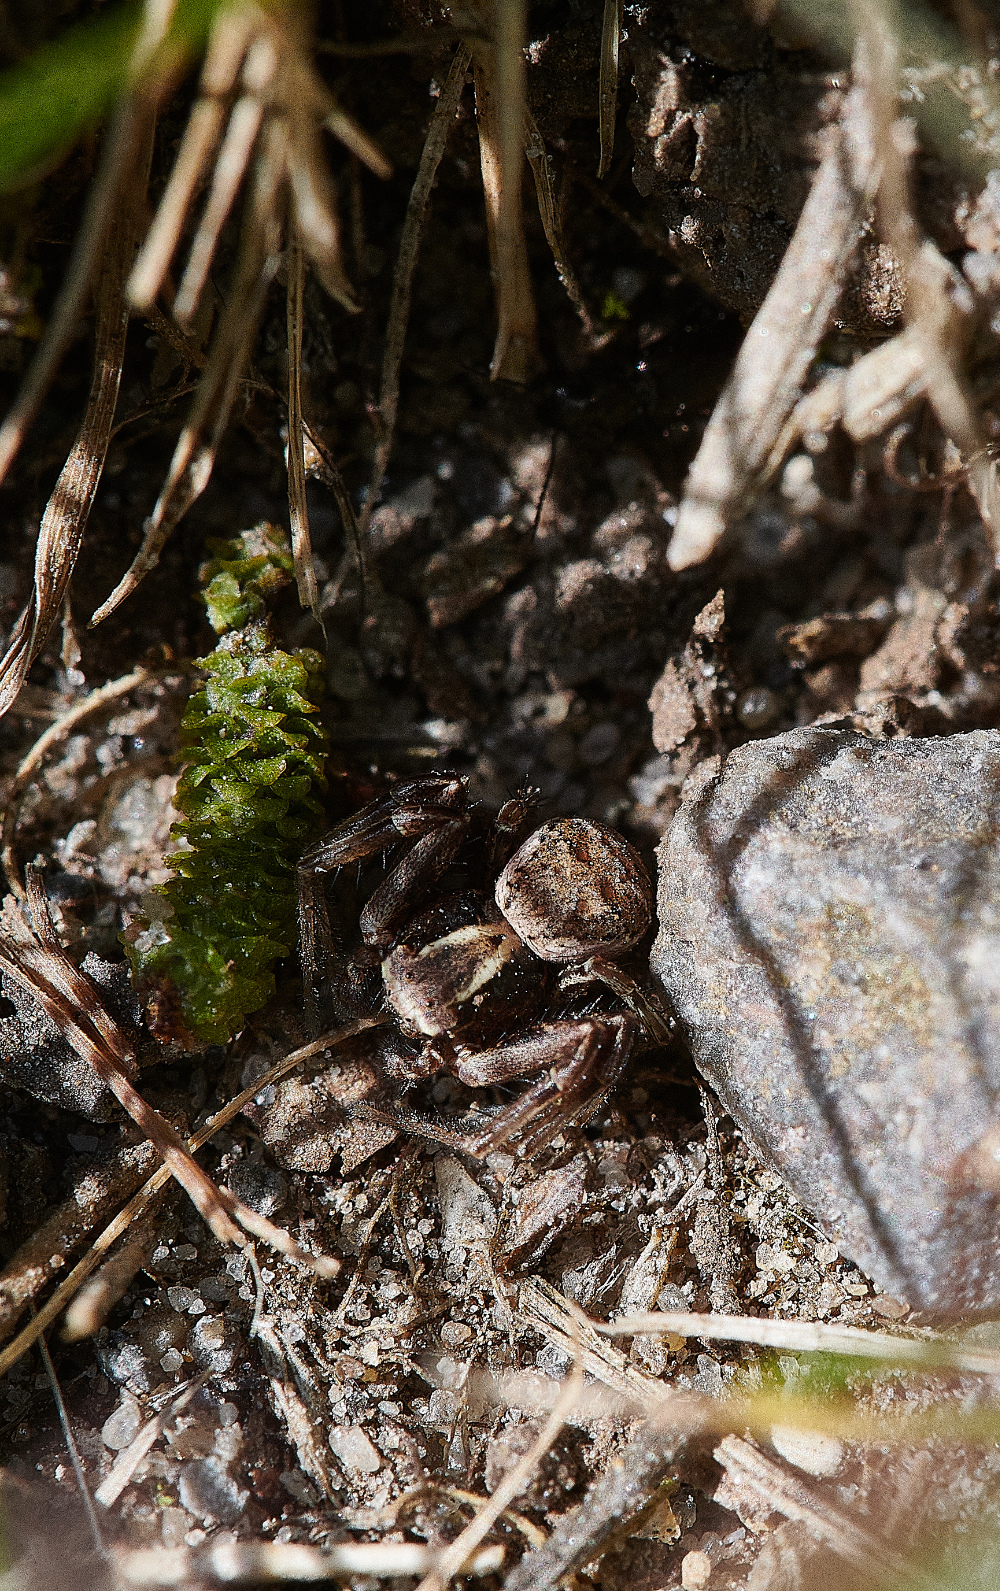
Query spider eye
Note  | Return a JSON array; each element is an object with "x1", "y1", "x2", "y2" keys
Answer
[{"x1": 495, "y1": 818, "x2": 653, "y2": 962}]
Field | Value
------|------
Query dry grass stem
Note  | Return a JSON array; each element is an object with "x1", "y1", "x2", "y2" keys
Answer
[
  {"x1": 0, "y1": 666, "x2": 160, "y2": 898},
  {"x1": 285, "y1": 226, "x2": 321, "y2": 622},
  {"x1": 60, "y1": 1187, "x2": 172, "y2": 1341},
  {"x1": 667, "y1": 67, "x2": 879, "y2": 570},
  {"x1": 413, "y1": 1343, "x2": 584, "y2": 1591},
  {"x1": 128, "y1": 7, "x2": 260, "y2": 309},
  {"x1": 599, "y1": 1308, "x2": 1000, "y2": 1377},
  {"x1": 854, "y1": 3, "x2": 1000, "y2": 557},
  {"x1": 0, "y1": 1141, "x2": 158, "y2": 1344},
  {"x1": 1, "y1": 872, "x2": 246, "y2": 1247},
  {"x1": 172, "y1": 73, "x2": 269, "y2": 327},
  {"x1": 524, "y1": 108, "x2": 594, "y2": 335},
  {"x1": 0, "y1": 0, "x2": 180, "y2": 496},
  {"x1": 0, "y1": 1024, "x2": 372, "y2": 1376},
  {"x1": 473, "y1": 3, "x2": 540, "y2": 382},
  {"x1": 96, "y1": 2, "x2": 394, "y2": 623},
  {"x1": 303, "y1": 419, "x2": 372, "y2": 603},
  {"x1": 92, "y1": 117, "x2": 286, "y2": 626},
  {"x1": 115, "y1": 1540, "x2": 505, "y2": 1585},
  {"x1": 0, "y1": 172, "x2": 147, "y2": 718},
  {"x1": 597, "y1": 0, "x2": 622, "y2": 178},
  {"x1": 715, "y1": 1435, "x2": 930, "y2": 1588},
  {"x1": 368, "y1": 41, "x2": 472, "y2": 519},
  {"x1": 322, "y1": 105, "x2": 393, "y2": 182}
]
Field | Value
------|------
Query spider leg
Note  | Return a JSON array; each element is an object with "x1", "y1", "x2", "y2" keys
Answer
[
  {"x1": 559, "y1": 956, "x2": 675, "y2": 1047},
  {"x1": 488, "y1": 785, "x2": 542, "y2": 872},
  {"x1": 297, "y1": 776, "x2": 469, "y2": 1024},
  {"x1": 455, "y1": 1014, "x2": 636, "y2": 1157},
  {"x1": 358, "y1": 816, "x2": 467, "y2": 948}
]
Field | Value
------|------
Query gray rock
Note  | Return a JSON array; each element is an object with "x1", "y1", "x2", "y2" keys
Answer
[{"x1": 652, "y1": 727, "x2": 1000, "y2": 1313}]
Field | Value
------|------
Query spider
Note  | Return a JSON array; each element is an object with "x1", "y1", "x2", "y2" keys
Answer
[{"x1": 297, "y1": 775, "x2": 672, "y2": 1158}]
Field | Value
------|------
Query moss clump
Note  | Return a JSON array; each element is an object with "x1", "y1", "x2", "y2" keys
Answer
[{"x1": 124, "y1": 524, "x2": 328, "y2": 1046}]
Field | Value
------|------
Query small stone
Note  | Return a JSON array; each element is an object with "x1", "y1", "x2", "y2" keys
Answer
[
  {"x1": 681, "y1": 1549, "x2": 712, "y2": 1589},
  {"x1": 178, "y1": 1458, "x2": 248, "y2": 1524},
  {"x1": 101, "y1": 1397, "x2": 141, "y2": 1450},
  {"x1": 652, "y1": 728, "x2": 1000, "y2": 1313},
  {"x1": 188, "y1": 1315, "x2": 236, "y2": 1372},
  {"x1": 160, "y1": 1349, "x2": 183, "y2": 1374},
  {"x1": 166, "y1": 1286, "x2": 200, "y2": 1314},
  {"x1": 329, "y1": 1425, "x2": 381, "y2": 1474},
  {"x1": 435, "y1": 1157, "x2": 496, "y2": 1248},
  {"x1": 770, "y1": 1425, "x2": 844, "y2": 1476},
  {"x1": 872, "y1": 1294, "x2": 909, "y2": 1319},
  {"x1": 736, "y1": 686, "x2": 778, "y2": 731},
  {"x1": 440, "y1": 1321, "x2": 473, "y2": 1347}
]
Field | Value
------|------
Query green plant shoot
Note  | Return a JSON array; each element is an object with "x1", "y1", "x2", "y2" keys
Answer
[{"x1": 123, "y1": 523, "x2": 328, "y2": 1047}]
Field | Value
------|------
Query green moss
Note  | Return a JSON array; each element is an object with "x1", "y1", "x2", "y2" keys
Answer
[{"x1": 124, "y1": 524, "x2": 328, "y2": 1046}]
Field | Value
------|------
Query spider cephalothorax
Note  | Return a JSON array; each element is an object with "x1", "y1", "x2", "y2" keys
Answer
[{"x1": 298, "y1": 776, "x2": 670, "y2": 1157}]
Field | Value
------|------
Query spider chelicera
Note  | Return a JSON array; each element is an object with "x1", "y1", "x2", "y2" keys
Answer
[{"x1": 296, "y1": 775, "x2": 671, "y2": 1158}]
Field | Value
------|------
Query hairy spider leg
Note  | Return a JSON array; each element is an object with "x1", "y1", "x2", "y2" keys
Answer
[
  {"x1": 559, "y1": 955, "x2": 675, "y2": 1047},
  {"x1": 487, "y1": 785, "x2": 542, "y2": 873},
  {"x1": 454, "y1": 1013, "x2": 637, "y2": 1157},
  {"x1": 297, "y1": 776, "x2": 469, "y2": 1024}
]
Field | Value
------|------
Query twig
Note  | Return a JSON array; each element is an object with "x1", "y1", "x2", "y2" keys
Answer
[
  {"x1": 518, "y1": 1276, "x2": 669, "y2": 1406},
  {"x1": 414, "y1": 1334, "x2": 585, "y2": 1591},
  {"x1": 715, "y1": 1435, "x2": 932, "y2": 1589},
  {"x1": 667, "y1": 64, "x2": 879, "y2": 570},
  {"x1": 114, "y1": 1540, "x2": 505, "y2": 1585},
  {"x1": 0, "y1": 145, "x2": 149, "y2": 718},
  {"x1": 597, "y1": 0, "x2": 622, "y2": 178},
  {"x1": 0, "y1": 1022, "x2": 377, "y2": 1376},
  {"x1": 1, "y1": 665, "x2": 161, "y2": 899},
  {"x1": 366, "y1": 41, "x2": 472, "y2": 523},
  {"x1": 285, "y1": 225, "x2": 321, "y2": 623},
  {"x1": 503, "y1": 1409, "x2": 691, "y2": 1591}
]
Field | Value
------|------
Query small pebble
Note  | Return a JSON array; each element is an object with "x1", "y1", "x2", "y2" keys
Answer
[
  {"x1": 329, "y1": 1425, "x2": 381, "y2": 1474},
  {"x1": 681, "y1": 1549, "x2": 712, "y2": 1589},
  {"x1": 101, "y1": 1397, "x2": 141, "y2": 1450},
  {"x1": 166, "y1": 1286, "x2": 200, "y2": 1314},
  {"x1": 736, "y1": 686, "x2": 778, "y2": 730},
  {"x1": 441, "y1": 1321, "x2": 473, "y2": 1347},
  {"x1": 770, "y1": 1425, "x2": 844, "y2": 1477},
  {"x1": 872, "y1": 1294, "x2": 909, "y2": 1319},
  {"x1": 178, "y1": 1458, "x2": 248, "y2": 1524}
]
